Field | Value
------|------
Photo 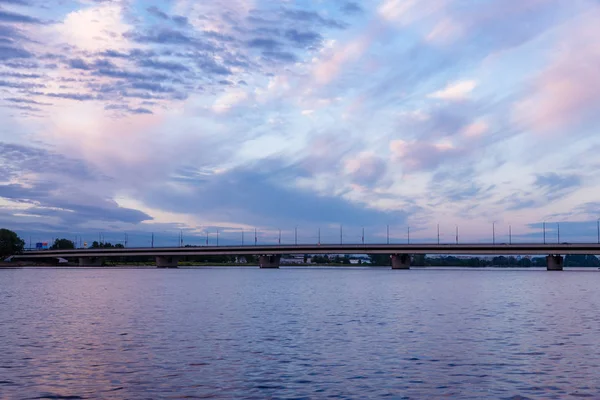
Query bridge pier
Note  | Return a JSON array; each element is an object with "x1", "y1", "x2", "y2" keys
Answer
[
  {"x1": 156, "y1": 256, "x2": 180, "y2": 268},
  {"x1": 391, "y1": 254, "x2": 411, "y2": 270},
  {"x1": 546, "y1": 255, "x2": 564, "y2": 271},
  {"x1": 78, "y1": 257, "x2": 104, "y2": 267},
  {"x1": 259, "y1": 255, "x2": 281, "y2": 269}
]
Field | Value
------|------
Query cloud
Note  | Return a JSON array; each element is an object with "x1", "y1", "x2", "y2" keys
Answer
[
  {"x1": 142, "y1": 159, "x2": 407, "y2": 228},
  {"x1": 105, "y1": 104, "x2": 153, "y2": 115},
  {"x1": 344, "y1": 153, "x2": 388, "y2": 187},
  {"x1": 44, "y1": 92, "x2": 95, "y2": 101},
  {"x1": 262, "y1": 50, "x2": 297, "y2": 63},
  {"x1": 341, "y1": 2, "x2": 363, "y2": 15},
  {"x1": 513, "y1": 8, "x2": 600, "y2": 134},
  {"x1": 284, "y1": 29, "x2": 322, "y2": 48},
  {"x1": 313, "y1": 33, "x2": 372, "y2": 84},
  {"x1": 534, "y1": 172, "x2": 582, "y2": 201},
  {"x1": 58, "y1": 4, "x2": 130, "y2": 52},
  {"x1": 378, "y1": 0, "x2": 446, "y2": 25},
  {"x1": 0, "y1": 45, "x2": 32, "y2": 60},
  {"x1": 68, "y1": 58, "x2": 91, "y2": 70},
  {"x1": 0, "y1": 79, "x2": 43, "y2": 89},
  {"x1": 0, "y1": 9, "x2": 42, "y2": 24},
  {"x1": 247, "y1": 37, "x2": 281, "y2": 50},
  {"x1": 0, "y1": 183, "x2": 153, "y2": 225},
  {"x1": 281, "y1": 9, "x2": 348, "y2": 29},
  {"x1": 428, "y1": 80, "x2": 477, "y2": 101},
  {"x1": 390, "y1": 139, "x2": 464, "y2": 172},
  {"x1": 147, "y1": 6, "x2": 169, "y2": 20},
  {"x1": 0, "y1": 141, "x2": 154, "y2": 229},
  {"x1": 462, "y1": 120, "x2": 488, "y2": 137}
]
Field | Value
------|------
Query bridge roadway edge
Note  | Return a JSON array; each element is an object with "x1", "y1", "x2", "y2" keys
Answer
[{"x1": 12, "y1": 243, "x2": 600, "y2": 270}]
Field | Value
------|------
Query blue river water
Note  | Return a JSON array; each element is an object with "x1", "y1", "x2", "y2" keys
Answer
[{"x1": 1, "y1": 267, "x2": 599, "y2": 399}]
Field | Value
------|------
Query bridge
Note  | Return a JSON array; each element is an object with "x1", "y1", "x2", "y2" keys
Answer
[{"x1": 11, "y1": 243, "x2": 600, "y2": 270}]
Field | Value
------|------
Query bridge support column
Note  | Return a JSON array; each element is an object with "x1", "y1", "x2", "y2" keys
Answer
[
  {"x1": 391, "y1": 254, "x2": 411, "y2": 270},
  {"x1": 78, "y1": 257, "x2": 104, "y2": 267},
  {"x1": 156, "y1": 256, "x2": 180, "y2": 268},
  {"x1": 546, "y1": 255, "x2": 564, "y2": 271},
  {"x1": 259, "y1": 255, "x2": 281, "y2": 269}
]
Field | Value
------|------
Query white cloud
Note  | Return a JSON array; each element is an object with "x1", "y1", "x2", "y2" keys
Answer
[
  {"x1": 378, "y1": 0, "x2": 447, "y2": 25},
  {"x1": 462, "y1": 120, "x2": 489, "y2": 137},
  {"x1": 57, "y1": 4, "x2": 131, "y2": 52},
  {"x1": 428, "y1": 80, "x2": 477, "y2": 100}
]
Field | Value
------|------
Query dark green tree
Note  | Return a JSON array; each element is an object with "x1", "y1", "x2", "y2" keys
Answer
[
  {"x1": 0, "y1": 229, "x2": 25, "y2": 259},
  {"x1": 369, "y1": 254, "x2": 392, "y2": 266},
  {"x1": 50, "y1": 238, "x2": 75, "y2": 250}
]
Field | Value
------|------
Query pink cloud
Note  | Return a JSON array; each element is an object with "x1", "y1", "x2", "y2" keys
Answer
[
  {"x1": 390, "y1": 139, "x2": 464, "y2": 172},
  {"x1": 514, "y1": 7, "x2": 600, "y2": 133}
]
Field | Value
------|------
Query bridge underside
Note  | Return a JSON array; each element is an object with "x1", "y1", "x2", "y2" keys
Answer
[
  {"x1": 156, "y1": 256, "x2": 180, "y2": 268},
  {"x1": 259, "y1": 255, "x2": 281, "y2": 269},
  {"x1": 392, "y1": 254, "x2": 411, "y2": 269},
  {"x1": 79, "y1": 257, "x2": 104, "y2": 267},
  {"x1": 546, "y1": 255, "x2": 564, "y2": 271}
]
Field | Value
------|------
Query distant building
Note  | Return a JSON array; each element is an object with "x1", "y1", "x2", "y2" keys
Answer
[{"x1": 281, "y1": 255, "x2": 306, "y2": 265}]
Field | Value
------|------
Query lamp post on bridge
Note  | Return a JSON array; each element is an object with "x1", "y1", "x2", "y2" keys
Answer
[
  {"x1": 340, "y1": 225, "x2": 343, "y2": 245},
  {"x1": 543, "y1": 221, "x2": 546, "y2": 244},
  {"x1": 295, "y1": 226, "x2": 298, "y2": 245},
  {"x1": 597, "y1": 218, "x2": 599, "y2": 244},
  {"x1": 407, "y1": 226, "x2": 410, "y2": 244},
  {"x1": 216, "y1": 229, "x2": 219, "y2": 246},
  {"x1": 318, "y1": 227, "x2": 321, "y2": 245},
  {"x1": 362, "y1": 227, "x2": 365, "y2": 245},
  {"x1": 509, "y1": 224, "x2": 512, "y2": 245},
  {"x1": 386, "y1": 225, "x2": 389, "y2": 245},
  {"x1": 557, "y1": 222, "x2": 560, "y2": 244},
  {"x1": 492, "y1": 222, "x2": 496, "y2": 245},
  {"x1": 255, "y1": 228, "x2": 257, "y2": 246},
  {"x1": 437, "y1": 223, "x2": 440, "y2": 245},
  {"x1": 455, "y1": 225, "x2": 459, "y2": 244},
  {"x1": 241, "y1": 229, "x2": 244, "y2": 246},
  {"x1": 278, "y1": 229, "x2": 281, "y2": 245}
]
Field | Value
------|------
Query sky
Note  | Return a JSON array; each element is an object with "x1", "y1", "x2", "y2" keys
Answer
[{"x1": 1, "y1": 0, "x2": 600, "y2": 247}]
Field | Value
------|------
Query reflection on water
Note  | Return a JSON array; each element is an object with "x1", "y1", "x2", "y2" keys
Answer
[{"x1": 1, "y1": 267, "x2": 599, "y2": 399}]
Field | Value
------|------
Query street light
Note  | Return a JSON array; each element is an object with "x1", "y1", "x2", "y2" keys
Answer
[
  {"x1": 278, "y1": 229, "x2": 281, "y2": 245},
  {"x1": 557, "y1": 222, "x2": 560, "y2": 244},
  {"x1": 509, "y1": 224, "x2": 512, "y2": 245},
  {"x1": 543, "y1": 221, "x2": 546, "y2": 244},
  {"x1": 492, "y1": 222, "x2": 496, "y2": 245},
  {"x1": 455, "y1": 225, "x2": 459, "y2": 244},
  {"x1": 387, "y1": 225, "x2": 389, "y2": 245},
  {"x1": 437, "y1": 223, "x2": 440, "y2": 245},
  {"x1": 407, "y1": 226, "x2": 410, "y2": 244},
  {"x1": 597, "y1": 218, "x2": 599, "y2": 244},
  {"x1": 362, "y1": 227, "x2": 365, "y2": 245}
]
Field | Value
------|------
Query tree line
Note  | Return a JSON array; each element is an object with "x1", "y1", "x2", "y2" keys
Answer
[{"x1": 369, "y1": 254, "x2": 600, "y2": 268}]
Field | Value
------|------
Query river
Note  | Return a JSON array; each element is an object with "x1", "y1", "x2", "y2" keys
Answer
[{"x1": 1, "y1": 267, "x2": 599, "y2": 399}]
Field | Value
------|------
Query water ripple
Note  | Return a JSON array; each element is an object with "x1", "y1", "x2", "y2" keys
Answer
[{"x1": 1, "y1": 268, "x2": 599, "y2": 398}]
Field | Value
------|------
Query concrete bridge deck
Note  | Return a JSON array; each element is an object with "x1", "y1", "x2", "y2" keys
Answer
[
  {"x1": 11, "y1": 243, "x2": 600, "y2": 270},
  {"x1": 14, "y1": 243, "x2": 600, "y2": 257}
]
